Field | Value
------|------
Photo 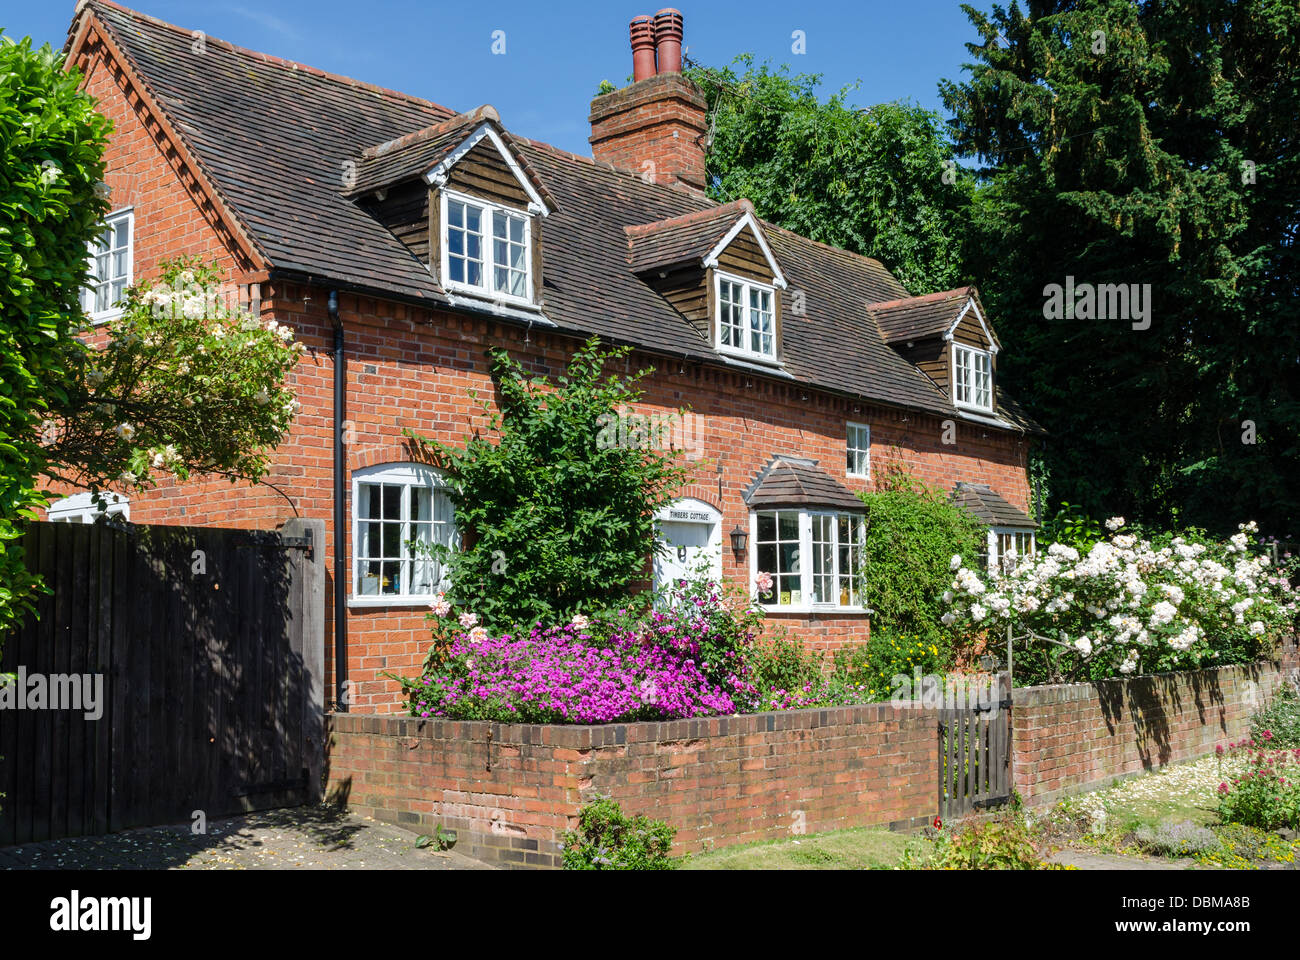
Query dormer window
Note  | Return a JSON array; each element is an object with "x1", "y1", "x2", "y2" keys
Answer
[
  {"x1": 715, "y1": 270, "x2": 775, "y2": 361},
  {"x1": 952, "y1": 342, "x2": 993, "y2": 412},
  {"x1": 442, "y1": 190, "x2": 532, "y2": 304}
]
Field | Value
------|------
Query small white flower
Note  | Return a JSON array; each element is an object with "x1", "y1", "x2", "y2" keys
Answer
[
  {"x1": 950, "y1": 555, "x2": 963, "y2": 571},
  {"x1": 113, "y1": 422, "x2": 136, "y2": 441},
  {"x1": 1105, "y1": 517, "x2": 1126, "y2": 531}
]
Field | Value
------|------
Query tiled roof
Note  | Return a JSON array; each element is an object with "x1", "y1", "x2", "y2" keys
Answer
[
  {"x1": 952, "y1": 483, "x2": 1038, "y2": 528},
  {"x1": 869, "y1": 288, "x2": 975, "y2": 344},
  {"x1": 73, "y1": 1, "x2": 1038, "y2": 432},
  {"x1": 744, "y1": 456, "x2": 865, "y2": 512},
  {"x1": 625, "y1": 200, "x2": 754, "y2": 273}
]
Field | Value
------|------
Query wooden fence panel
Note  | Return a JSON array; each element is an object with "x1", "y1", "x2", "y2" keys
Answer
[{"x1": 0, "y1": 519, "x2": 324, "y2": 845}]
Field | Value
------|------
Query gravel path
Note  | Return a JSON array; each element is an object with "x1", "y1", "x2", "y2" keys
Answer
[{"x1": 0, "y1": 805, "x2": 493, "y2": 870}]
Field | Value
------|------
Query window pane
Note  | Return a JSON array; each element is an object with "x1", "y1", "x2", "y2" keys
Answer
[
  {"x1": 778, "y1": 512, "x2": 799, "y2": 540},
  {"x1": 757, "y1": 512, "x2": 775, "y2": 541},
  {"x1": 449, "y1": 202, "x2": 464, "y2": 228},
  {"x1": 114, "y1": 219, "x2": 129, "y2": 249}
]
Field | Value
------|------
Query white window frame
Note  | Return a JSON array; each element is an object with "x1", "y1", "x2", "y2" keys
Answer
[
  {"x1": 750, "y1": 508, "x2": 866, "y2": 613},
  {"x1": 847, "y1": 422, "x2": 871, "y2": 478},
  {"x1": 988, "y1": 526, "x2": 1036, "y2": 576},
  {"x1": 350, "y1": 463, "x2": 457, "y2": 607},
  {"x1": 47, "y1": 492, "x2": 129, "y2": 524},
  {"x1": 439, "y1": 188, "x2": 533, "y2": 307},
  {"x1": 952, "y1": 342, "x2": 994, "y2": 413},
  {"x1": 82, "y1": 208, "x2": 134, "y2": 324},
  {"x1": 714, "y1": 269, "x2": 777, "y2": 362}
]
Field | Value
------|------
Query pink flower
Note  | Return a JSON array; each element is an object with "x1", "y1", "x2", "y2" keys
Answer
[
  {"x1": 467, "y1": 626, "x2": 489, "y2": 645},
  {"x1": 1216, "y1": 744, "x2": 1224, "y2": 755},
  {"x1": 429, "y1": 593, "x2": 451, "y2": 617},
  {"x1": 1218, "y1": 782, "x2": 1230, "y2": 795},
  {"x1": 458, "y1": 611, "x2": 479, "y2": 629},
  {"x1": 570, "y1": 613, "x2": 590, "y2": 631},
  {"x1": 755, "y1": 571, "x2": 774, "y2": 594}
]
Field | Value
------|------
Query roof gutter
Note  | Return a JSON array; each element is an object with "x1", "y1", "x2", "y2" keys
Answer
[{"x1": 328, "y1": 290, "x2": 348, "y2": 712}]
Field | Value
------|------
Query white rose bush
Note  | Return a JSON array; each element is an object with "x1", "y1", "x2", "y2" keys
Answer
[
  {"x1": 943, "y1": 519, "x2": 1298, "y2": 682},
  {"x1": 41, "y1": 258, "x2": 304, "y2": 498}
]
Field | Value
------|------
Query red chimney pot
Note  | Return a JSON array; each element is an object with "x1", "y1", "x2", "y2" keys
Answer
[
  {"x1": 629, "y1": 15, "x2": 656, "y2": 83},
  {"x1": 653, "y1": 8, "x2": 684, "y2": 74}
]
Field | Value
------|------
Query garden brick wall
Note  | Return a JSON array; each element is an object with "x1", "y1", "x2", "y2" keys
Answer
[
  {"x1": 1010, "y1": 644, "x2": 1300, "y2": 806},
  {"x1": 325, "y1": 704, "x2": 939, "y2": 868}
]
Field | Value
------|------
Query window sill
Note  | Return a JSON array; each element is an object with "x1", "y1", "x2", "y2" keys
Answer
[
  {"x1": 443, "y1": 281, "x2": 536, "y2": 311},
  {"x1": 88, "y1": 308, "x2": 123, "y2": 326},
  {"x1": 716, "y1": 344, "x2": 779, "y2": 366},
  {"x1": 348, "y1": 596, "x2": 435, "y2": 610},
  {"x1": 759, "y1": 605, "x2": 871, "y2": 616}
]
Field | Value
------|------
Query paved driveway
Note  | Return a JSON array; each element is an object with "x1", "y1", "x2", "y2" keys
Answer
[{"x1": 0, "y1": 805, "x2": 493, "y2": 870}]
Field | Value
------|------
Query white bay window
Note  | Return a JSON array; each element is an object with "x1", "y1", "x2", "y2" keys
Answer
[{"x1": 753, "y1": 508, "x2": 864, "y2": 611}]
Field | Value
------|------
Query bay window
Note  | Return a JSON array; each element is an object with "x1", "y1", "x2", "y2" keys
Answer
[
  {"x1": 754, "y1": 508, "x2": 864, "y2": 611},
  {"x1": 352, "y1": 464, "x2": 456, "y2": 604},
  {"x1": 988, "y1": 527, "x2": 1035, "y2": 576}
]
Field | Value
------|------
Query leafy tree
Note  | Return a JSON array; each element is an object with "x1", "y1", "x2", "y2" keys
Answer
[
  {"x1": 408, "y1": 338, "x2": 691, "y2": 630},
  {"x1": 0, "y1": 35, "x2": 111, "y2": 645},
  {"x1": 0, "y1": 35, "x2": 303, "y2": 659},
  {"x1": 941, "y1": 0, "x2": 1300, "y2": 536},
  {"x1": 686, "y1": 56, "x2": 975, "y2": 293}
]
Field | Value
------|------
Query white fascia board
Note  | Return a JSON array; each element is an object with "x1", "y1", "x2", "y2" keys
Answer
[
  {"x1": 943, "y1": 297, "x2": 998, "y2": 354},
  {"x1": 702, "y1": 213, "x2": 787, "y2": 289},
  {"x1": 423, "y1": 123, "x2": 548, "y2": 217}
]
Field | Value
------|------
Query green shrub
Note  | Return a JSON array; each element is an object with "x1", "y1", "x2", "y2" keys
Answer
[
  {"x1": 1195, "y1": 823, "x2": 1300, "y2": 868},
  {"x1": 901, "y1": 816, "x2": 1066, "y2": 870},
  {"x1": 1251, "y1": 683, "x2": 1300, "y2": 749},
  {"x1": 744, "y1": 631, "x2": 832, "y2": 710},
  {"x1": 859, "y1": 467, "x2": 984, "y2": 647},
  {"x1": 1134, "y1": 820, "x2": 1222, "y2": 857},
  {"x1": 407, "y1": 338, "x2": 691, "y2": 631},
  {"x1": 830, "y1": 630, "x2": 951, "y2": 702},
  {"x1": 562, "y1": 797, "x2": 675, "y2": 870}
]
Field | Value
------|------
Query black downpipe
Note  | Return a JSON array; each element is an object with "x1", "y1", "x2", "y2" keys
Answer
[{"x1": 329, "y1": 290, "x2": 347, "y2": 711}]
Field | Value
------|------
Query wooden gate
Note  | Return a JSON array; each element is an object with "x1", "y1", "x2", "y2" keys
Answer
[
  {"x1": 938, "y1": 672, "x2": 1011, "y2": 819},
  {"x1": 0, "y1": 519, "x2": 324, "y2": 846}
]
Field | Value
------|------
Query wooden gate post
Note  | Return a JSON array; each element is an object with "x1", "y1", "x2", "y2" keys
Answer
[{"x1": 282, "y1": 518, "x2": 325, "y2": 801}]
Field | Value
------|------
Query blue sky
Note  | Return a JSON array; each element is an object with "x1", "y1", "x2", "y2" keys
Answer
[{"x1": 9, "y1": 1, "x2": 985, "y2": 155}]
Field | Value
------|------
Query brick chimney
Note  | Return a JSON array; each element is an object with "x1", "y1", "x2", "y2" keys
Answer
[{"x1": 589, "y1": 9, "x2": 708, "y2": 191}]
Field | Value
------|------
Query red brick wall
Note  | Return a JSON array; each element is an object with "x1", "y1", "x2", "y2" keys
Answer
[
  {"x1": 325, "y1": 703, "x2": 939, "y2": 868},
  {"x1": 1010, "y1": 645, "x2": 1299, "y2": 805}
]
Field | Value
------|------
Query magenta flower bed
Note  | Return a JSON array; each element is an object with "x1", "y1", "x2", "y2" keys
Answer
[{"x1": 409, "y1": 622, "x2": 737, "y2": 723}]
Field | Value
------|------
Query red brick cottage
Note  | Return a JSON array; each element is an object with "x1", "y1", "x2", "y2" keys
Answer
[{"x1": 55, "y1": 1, "x2": 1042, "y2": 712}]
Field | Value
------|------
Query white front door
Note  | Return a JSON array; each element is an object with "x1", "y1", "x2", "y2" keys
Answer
[{"x1": 653, "y1": 500, "x2": 722, "y2": 594}]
